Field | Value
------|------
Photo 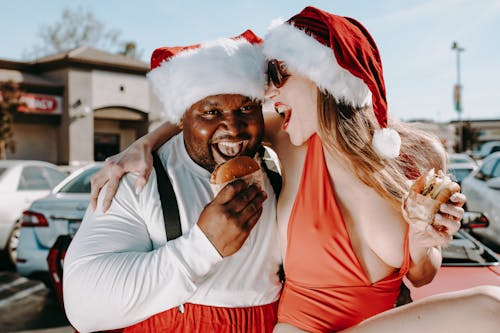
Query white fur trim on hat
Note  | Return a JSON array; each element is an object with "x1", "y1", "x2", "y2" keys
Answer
[
  {"x1": 148, "y1": 38, "x2": 266, "y2": 123},
  {"x1": 263, "y1": 19, "x2": 371, "y2": 108},
  {"x1": 372, "y1": 128, "x2": 401, "y2": 159}
]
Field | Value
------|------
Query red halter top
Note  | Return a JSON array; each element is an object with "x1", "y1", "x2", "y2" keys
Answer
[{"x1": 277, "y1": 134, "x2": 410, "y2": 332}]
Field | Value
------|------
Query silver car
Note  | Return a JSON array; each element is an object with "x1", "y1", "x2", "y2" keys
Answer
[
  {"x1": 447, "y1": 153, "x2": 478, "y2": 185},
  {"x1": 461, "y1": 152, "x2": 500, "y2": 251},
  {"x1": 0, "y1": 160, "x2": 67, "y2": 265},
  {"x1": 16, "y1": 163, "x2": 102, "y2": 277}
]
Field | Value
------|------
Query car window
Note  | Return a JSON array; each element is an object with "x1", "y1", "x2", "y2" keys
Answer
[
  {"x1": 58, "y1": 167, "x2": 101, "y2": 193},
  {"x1": 44, "y1": 167, "x2": 67, "y2": 188},
  {"x1": 18, "y1": 166, "x2": 51, "y2": 190},
  {"x1": 476, "y1": 158, "x2": 497, "y2": 179},
  {"x1": 479, "y1": 142, "x2": 500, "y2": 156},
  {"x1": 448, "y1": 168, "x2": 473, "y2": 183},
  {"x1": 449, "y1": 157, "x2": 470, "y2": 164},
  {"x1": 492, "y1": 159, "x2": 500, "y2": 178},
  {"x1": 492, "y1": 146, "x2": 500, "y2": 154}
]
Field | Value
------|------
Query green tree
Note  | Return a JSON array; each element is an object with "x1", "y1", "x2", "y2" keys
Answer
[
  {"x1": 26, "y1": 7, "x2": 142, "y2": 60},
  {"x1": 0, "y1": 81, "x2": 22, "y2": 159}
]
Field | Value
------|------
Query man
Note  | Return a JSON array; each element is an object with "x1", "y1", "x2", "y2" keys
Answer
[{"x1": 63, "y1": 30, "x2": 282, "y2": 333}]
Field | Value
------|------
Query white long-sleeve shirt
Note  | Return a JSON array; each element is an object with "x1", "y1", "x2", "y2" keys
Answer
[{"x1": 63, "y1": 133, "x2": 282, "y2": 333}]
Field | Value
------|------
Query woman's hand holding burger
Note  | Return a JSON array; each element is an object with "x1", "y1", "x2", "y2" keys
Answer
[{"x1": 403, "y1": 169, "x2": 466, "y2": 248}]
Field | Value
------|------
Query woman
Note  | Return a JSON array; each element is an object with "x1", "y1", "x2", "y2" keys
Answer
[
  {"x1": 259, "y1": 7, "x2": 498, "y2": 333},
  {"x1": 90, "y1": 6, "x2": 499, "y2": 333}
]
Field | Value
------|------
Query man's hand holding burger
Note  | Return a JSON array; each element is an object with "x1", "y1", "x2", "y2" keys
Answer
[{"x1": 197, "y1": 157, "x2": 267, "y2": 257}]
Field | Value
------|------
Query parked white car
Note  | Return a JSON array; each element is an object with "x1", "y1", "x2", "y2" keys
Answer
[
  {"x1": 16, "y1": 163, "x2": 102, "y2": 277},
  {"x1": 0, "y1": 160, "x2": 67, "y2": 265},
  {"x1": 473, "y1": 141, "x2": 500, "y2": 160},
  {"x1": 461, "y1": 152, "x2": 500, "y2": 251},
  {"x1": 447, "y1": 153, "x2": 478, "y2": 185}
]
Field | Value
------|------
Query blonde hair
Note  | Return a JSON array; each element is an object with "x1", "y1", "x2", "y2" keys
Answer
[{"x1": 317, "y1": 90, "x2": 445, "y2": 209}]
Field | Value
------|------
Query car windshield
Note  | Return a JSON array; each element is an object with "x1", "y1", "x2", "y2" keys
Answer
[
  {"x1": 450, "y1": 157, "x2": 470, "y2": 164},
  {"x1": 448, "y1": 168, "x2": 473, "y2": 182},
  {"x1": 479, "y1": 142, "x2": 500, "y2": 156},
  {"x1": 57, "y1": 166, "x2": 101, "y2": 193},
  {"x1": 442, "y1": 232, "x2": 498, "y2": 266}
]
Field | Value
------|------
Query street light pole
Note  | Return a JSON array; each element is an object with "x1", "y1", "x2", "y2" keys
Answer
[{"x1": 451, "y1": 41, "x2": 465, "y2": 152}]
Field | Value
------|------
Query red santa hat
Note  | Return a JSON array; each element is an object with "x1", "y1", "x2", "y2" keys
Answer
[
  {"x1": 263, "y1": 6, "x2": 401, "y2": 159},
  {"x1": 148, "y1": 30, "x2": 266, "y2": 123}
]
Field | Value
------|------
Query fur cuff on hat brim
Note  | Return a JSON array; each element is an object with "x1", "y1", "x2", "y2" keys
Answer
[
  {"x1": 148, "y1": 38, "x2": 266, "y2": 123},
  {"x1": 263, "y1": 20, "x2": 371, "y2": 108}
]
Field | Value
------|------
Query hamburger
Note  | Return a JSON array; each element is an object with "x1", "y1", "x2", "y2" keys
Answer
[
  {"x1": 414, "y1": 169, "x2": 460, "y2": 204},
  {"x1": 210, "y1": 156, "x2": 264, "y2": 195},
  {"x1": 403, "y1": 169, "x2": 460, "y2": 230}
]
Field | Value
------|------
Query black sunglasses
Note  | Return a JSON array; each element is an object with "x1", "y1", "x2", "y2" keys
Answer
[{"x1": 267, "y1": 59, "x2": 290, "y2": 88}]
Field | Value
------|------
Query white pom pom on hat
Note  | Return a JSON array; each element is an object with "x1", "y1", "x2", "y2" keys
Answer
[
  {"x1": 263, "y1": 6, "x2": 401, "y2": 159},
  {"x1": 372, "y1": 128, "x2": 402, "y2": 159}
]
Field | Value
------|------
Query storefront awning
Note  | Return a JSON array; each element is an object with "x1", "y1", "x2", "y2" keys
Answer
[
  {"x1": 94, "y1": 107, "x2": 147, "y2": 121},
  {"x1": 0, "y1": 69, "x2": 62, "y2": 87}
]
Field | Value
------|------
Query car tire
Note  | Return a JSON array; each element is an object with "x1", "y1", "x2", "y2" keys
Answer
[{"x1": 6, "y1": 220, "x2": 21, "y2": 267}]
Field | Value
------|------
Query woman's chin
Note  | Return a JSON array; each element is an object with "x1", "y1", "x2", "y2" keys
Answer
[
  {"x1": 287, "y1": 131, "x2": 315, "y2": 146},
  {"x1": 287, "y1": 133, "x2": 306, "y2": 146}
]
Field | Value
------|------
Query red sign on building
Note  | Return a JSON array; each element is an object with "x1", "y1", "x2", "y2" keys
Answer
[{"x1": 17, "y1": 93, "x2": 62, "y2": 114}]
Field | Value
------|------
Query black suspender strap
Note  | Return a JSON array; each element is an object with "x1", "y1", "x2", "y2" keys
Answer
[
  {"x1": 258, "y1": 146, "x2": 282, "y2": 199},
  {"x1": 152, "y1": 147, "x2": 281, "y2": 241},
  {"x1": 152, "y1": 152, "x2": 182, "y2": 241},
  {"x1": 257, "y1": 145, "x2": 284, "y2": 282}
]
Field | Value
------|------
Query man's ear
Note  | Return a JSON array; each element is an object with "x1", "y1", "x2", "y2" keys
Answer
[{"x1": 178, "y1": 117, "x2": 184, "y2": 129}]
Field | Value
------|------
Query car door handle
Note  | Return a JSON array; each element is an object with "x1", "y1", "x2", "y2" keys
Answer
[
  {"x1": 76, "y1": 204, "x2": 88, "y2": 211},
  {"x1": 50, "y1": 216, "x2": 82, "y2": 222}
]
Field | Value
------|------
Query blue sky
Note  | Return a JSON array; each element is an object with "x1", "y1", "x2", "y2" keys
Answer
[{"x1": 1, "y1": 0, "x2": 499, "y2": 122}]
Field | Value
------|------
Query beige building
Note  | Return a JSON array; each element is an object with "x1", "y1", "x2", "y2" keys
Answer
[
  {"x1": 2, "y1": 47, "x2": 498, "y2": 164},
  {"x1": 0, "y1": 47, "x2": 163, "y2": 166},
  {"x1": 410, "y1": 119, "x2": 500, "y2": 153}
]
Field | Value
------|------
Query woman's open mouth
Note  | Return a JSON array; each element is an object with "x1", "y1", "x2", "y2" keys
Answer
[{"x1": 275, "y1": 102, "x2": 292, "y2": 131}]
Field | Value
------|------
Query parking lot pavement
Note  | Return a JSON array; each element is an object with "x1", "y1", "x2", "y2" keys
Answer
[
  {"x1": 0, "y1": 271, "x2": 71, "y2": 333},
  {"x1": 0, "y1": 273, "x2": 45, "y2": 307},
  {"x1": 12, "y1": 327, "x2": 74, "y2": 333}
]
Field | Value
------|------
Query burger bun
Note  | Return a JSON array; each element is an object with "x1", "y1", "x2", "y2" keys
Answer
[
  {"x1": 404, "y1": 168, "x2": 460, "y2": 230},
  {"x1": 210, "y1": 156, "x2": 263, "y2": 196}
]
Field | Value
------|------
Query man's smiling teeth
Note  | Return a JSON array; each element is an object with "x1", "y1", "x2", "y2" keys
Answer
[{"x1": 217, "y1": 141, "x2": 243, "y2": 157}]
